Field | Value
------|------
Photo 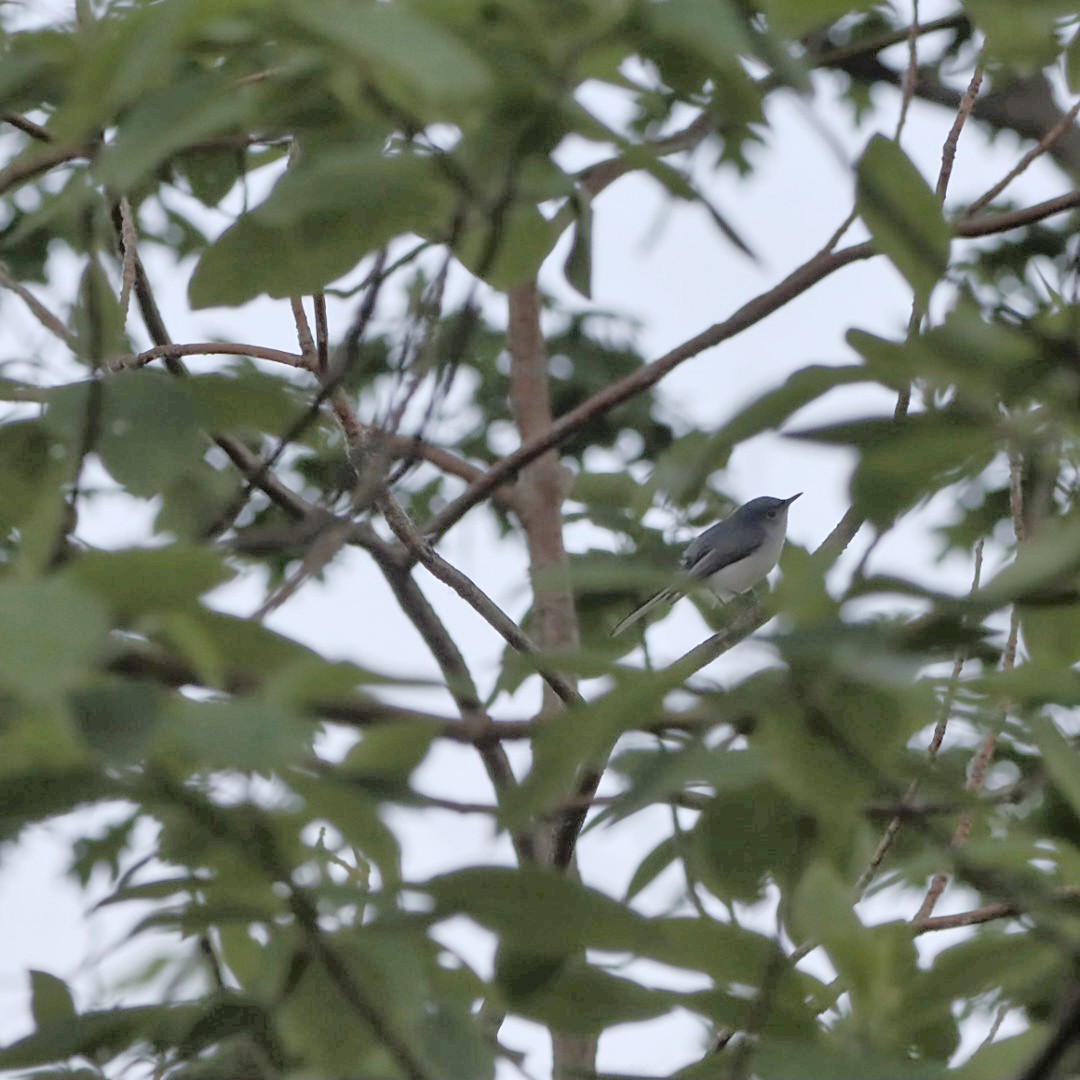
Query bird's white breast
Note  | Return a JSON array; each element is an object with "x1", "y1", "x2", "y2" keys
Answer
[{"x1": 704, "y1": 527, "x2": 786, "y2": 600}]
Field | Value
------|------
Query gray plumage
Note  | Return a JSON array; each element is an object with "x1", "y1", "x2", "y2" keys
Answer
[{"x1": 611, "y1": 494, "x2": 800, "y2": 637}]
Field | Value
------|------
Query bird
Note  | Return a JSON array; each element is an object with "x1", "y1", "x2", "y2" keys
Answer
[{"x1": 611, "y1": 493, "x2": 801, "y2": 637}]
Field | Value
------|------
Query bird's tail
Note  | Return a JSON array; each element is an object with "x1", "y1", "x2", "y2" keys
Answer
[{"x1": 610, "y1": 588, "x2": 681, "y2": 637}]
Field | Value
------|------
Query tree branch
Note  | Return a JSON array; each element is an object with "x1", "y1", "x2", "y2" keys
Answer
[
  {"x1": 377, "y1": 494, "x2": 582, "y2": 708},
  {"x1": 423, "y1": 240, "x2": 876, "y2": 542},
  {"x1": 114, "y1": 341, "x2": 310, "y2": 371}
]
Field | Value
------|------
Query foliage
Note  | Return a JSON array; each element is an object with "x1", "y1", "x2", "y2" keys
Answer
[{"x1": 2, "y1": 1, "x2": 1080, "y2": 1079}]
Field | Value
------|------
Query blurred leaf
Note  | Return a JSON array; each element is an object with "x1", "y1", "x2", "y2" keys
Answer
[
  {"x1": 964, "y1": 0, "x2": 1066, "y2": 69},
  {"x1": 857, "y1": 136, "x2": 950, "y2": 303},
  {"x1": 791, "y1": 412, "x2": 994, "y2": 521},
  {"x1": 0, "y1": 579, "x2": 109, "y2": 702},
  {"x1": 750, "y1": 1037, "x2": 946, "y2": 1080},
  {"x1": 153, "y1": 697, "x2": 315, "y2": 773},
  {"x1": 0, "y1": 1005, "x2": 185, "y2": 1069},
  {"x1": 29, "y1": 971, "x2": 76, "y2": 1029},
  {"x1": 707, "y1": 364, "x2": 874, "y2": 468},
  {"x1": 624, "y1": 833, "x2": 679, "y2": 902},
  {"x1": 691, "y1": 779, "x2": 812, "y2": 903},
  {"x1": 188, "y1": 370, "x2": 306, "y2": 436},
  {"x1": 46, "y1": 371, "x2": 205, "y2": 497},
  {"x1": 190, "y1": 150, "x2": 450, "y2": 307},
  {"x1": 70, "y1": 681, "x2": 167, "y2": 759},
  {"x1": 286, "y1": 0, "x2": 492, "y2": 107},
  {"x1": 63, "y1": 546, "x2": 233, "y2": 621},
  {"x1": 952, "y1": 1025, "x2": 1050, "y2": 1080},
  {"x1": 765, "y1": 0, "x2": 877, "y2": 38},
  {"x1": 96, "y1": 72, "x2": 250, "y2": 189},
  {"x1": 340, "y1": 720, "x2": 440, "y2": 784},
  {"x1": 452, "y1": 202, "x2": 558, "y2": 290},
  {"x1": 563, "y1": 192, "x2": 593, "y2": 299}
]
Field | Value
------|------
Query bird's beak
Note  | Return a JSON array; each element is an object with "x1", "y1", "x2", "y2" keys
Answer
[{"x1": 783, "y1": 492, "x2": 802, "y2": 507}]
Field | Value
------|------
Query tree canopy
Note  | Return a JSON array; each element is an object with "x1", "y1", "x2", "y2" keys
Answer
[{"x1": 2, "y1": 1, "x2": 1080, "y2": 1078}]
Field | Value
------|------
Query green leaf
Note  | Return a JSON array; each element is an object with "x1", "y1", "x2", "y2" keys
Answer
[
  {"x1": 0, "y1": 421, "x2": 63, "y2": 534},
  {"x1": 341, "y1": 721, "x2": 440, "y2": 784},
  {"x1": 153, "y1": 697, "x2": 315, "y2": 773},
  {"x1": 29, "y1": 971, "x2": 76, "y2": 1028},
  {"x1": 71, "y1": 261, "x2": 126, "y2": 362},
  {"x1": 0, "y1": 579, "x2": 109, "y2": 702},
  {"x1": 190, "y1": 149, "x2": 450, "y2": 307},
  {"x1": 62, "y1": 546, "x2": 234, "y2": 621},
  {"x1": 1031, "y1": 716, "x2": 1080, "y2": 821},
  {"x1": 624, "y1": 833, "x2": 679, "y2": 902},
  {"x1": 953, "y1": 1026, "x2": 1050, "y2": 1080},
  {"x1": 963, "y1": 0, "x2": 1066, "y2": 70},
  {"x1": 96, "y1": 72, "x2": 251, "y2": 190},
  {"x1": 791, "y1": 861, "x2": 868, "y2": 992},
  {"x1": 691, "y1": 780, "x2": 811, "y2": 903},
  {"x1": 764, "y1": 0, "x2": 877, "y2": 38},
  {"x1": 452, "y1": 202, "x2": 558, "y2": 290},
  {"x1": 1067, "y1": 27, "x2": 1080, "y2": 93},
  {"x1": 791, "y1": 413, "x2": 994, "y2": 521},
  {"x1": 46, "y1": 371, "x2": 205, "y2": 497},
  {"x1": 857, "y1": 135, "x2": 950, "y2": 303},
  {"x1": 603, "y1": 744, "x2": 769, "y2": 828},
  {"x1": 70, "y1": 681, "x2": 168, "y2": 759},
  {"x1": 562, "y1": 192, "x2": 593, "y2": 299},
  {"x1": 0, "y1": 1006, "x2": 175, "y2": 1069},
  {"x1": 429, "y1": 866, "x2": 777, "y2": 987},
  {"x1": 751, "y1": 1037, "x2": 946, "y2": 1080},
  {"x1": 286, "y1": 0, "x2": 492, "y2": 107},
  {"x1": 496, "y1": 954, "x2": 683, "y2": 1035},
  {"x1": 187, "y1": 370, "x2": 306, "y2": 436},
  {"x1": 708, "y1": 364, "x2": 873, "y2": 469}
]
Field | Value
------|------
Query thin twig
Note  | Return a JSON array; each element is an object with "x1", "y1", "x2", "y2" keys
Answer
[
  {"x1": 936, "y1": 61, "x2": 984, "y2": 200},
  {"x1": 117, "y1": 197, "x2": 139, "y2": 325},
  {"x1": 0, "y1": 264, "x2": 78, "y2": 347},
  {"x1": 953, "y1": 189, "x2": 1080, "y2": 237},
  {"x1": 2, "y1": 112, "x2": 53, "y2": 141},
  {"x1": 290, "y1": 297, "x2": 317, "y2": 362},
  {"x1": 0, "y1": 140, "x2": 93, "y2": 195},
  {"x1": 894, "y1": 0, "x2": 920, "y2": 144},
  {"x1": 964, "y1": 97, "x2": 1080, "y2": 216},
  {"x1": 377, "y1": 494, "x2": 583, "y2": 708},
  {"x1": 853, "y1": 538, "x2": 984, "y2": 898},
  {"x1": 115, "y1": 341, "x2": 309, "y2": 371}
]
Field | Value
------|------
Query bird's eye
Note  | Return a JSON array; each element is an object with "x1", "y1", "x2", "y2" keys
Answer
[{"x1": 767, "y1": 510, "x2": 777, "y2": 519}]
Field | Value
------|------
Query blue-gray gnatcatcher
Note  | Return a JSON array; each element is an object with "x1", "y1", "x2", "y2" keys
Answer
[{"x1": 611, "y1": 493, "x2": 801, "y2": 637}]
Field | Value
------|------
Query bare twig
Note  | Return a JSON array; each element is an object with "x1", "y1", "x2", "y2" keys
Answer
[
  {"x1": 290, "y1": 297, "x2": 317, "y2": 362},
  {"x1": 965, "y1": 97, "x2": 1080, "y2": 216},
  {"x1": 378, "y1": 493, "x2": 583, "y2": 708},
  {"x1": 912, "y1": 887, "x2": 1080, "y2": 933},
  {"x1": 115, "y1": 341, "x2": 309, "y2": 371},
  {"x1": 117, "y1": 197, "x2": 139, "y2": 324},
  {"x1": 0, "y1": 140, "x2": 93, "y2": 195},
  {"x1": 0, "y1": 264, "x2": 78, "y2": 347},
  {"x1": 894, "y1": 0, "x2": 920, "y2": 144},
  {"x1": 854, "y1": 538, "x2": 985, "y2": 898},
  {"x1": 953, "y1": 189, "x2": 1080, "y2": 237},
  {"x1": 936, "y1": 62, "x2": 984, "y2": 200},
  {"x1": 2, "y1": 112, "x2": 53, "y2": 141}
]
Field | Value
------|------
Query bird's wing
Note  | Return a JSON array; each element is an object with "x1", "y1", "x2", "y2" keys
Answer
[{"x1": 681, "y1": 521, "x2": 761, "y2": 581}]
